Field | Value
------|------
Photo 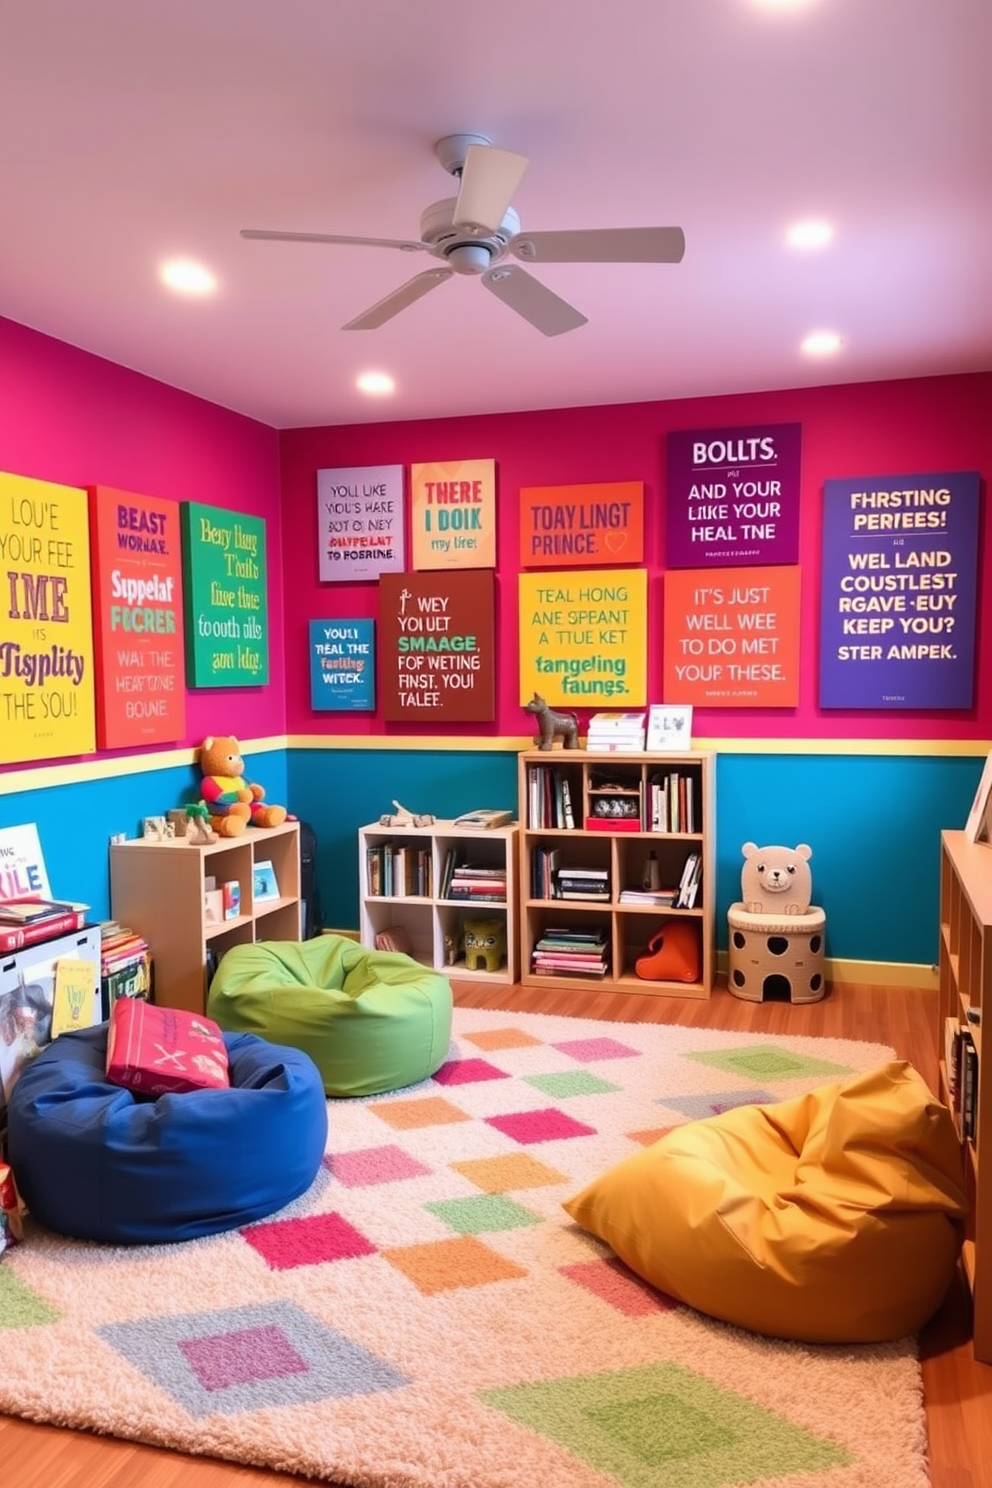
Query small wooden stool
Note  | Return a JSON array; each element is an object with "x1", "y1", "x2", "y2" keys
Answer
[{"x1": 727, "y1": 903, "x2": 826, "y2": 1003}]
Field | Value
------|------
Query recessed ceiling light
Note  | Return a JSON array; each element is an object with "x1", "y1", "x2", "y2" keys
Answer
[
  {"x1": 801, "y1": 330, "x2": 843, "y2": 356},
  {"x1": 787, "y1": 219, "x2": 834, "y2": 250},
  {"x1": 356, "y1": 371, "x2": 395, "y2": 396},
  {"x1": 159, "y1": 258, "x2": 217, "y2": 295}
]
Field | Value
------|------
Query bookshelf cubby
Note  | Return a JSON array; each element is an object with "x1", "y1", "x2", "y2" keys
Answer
[
  {"x1": 938, "y1": 829, "x2": 992, "y2": 1362},
  {"x1": 517, "y1": 749, "x2": 715, "y2": 999},
  {"x1": 358, "y1": 819, "x2": 518, "y2": 984},
  {"x1": 109, "y1": 821, "x2": 301, "y2": 1014}
]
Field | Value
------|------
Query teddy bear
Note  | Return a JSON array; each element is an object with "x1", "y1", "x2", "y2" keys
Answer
[
  {"x1": 198, "y1": 736, "x2": 287, "y2": 837},
  {"x1": 740, "y1": 841, "x2": 813, "y2": 915}
]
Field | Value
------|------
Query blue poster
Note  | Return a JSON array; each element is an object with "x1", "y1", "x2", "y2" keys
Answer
[
  {"x1": 819, "y1": 471, "x2": 980, "y2": 709},
  {"x1": 309, "y1": 620, "x2": 375, "y2": 711}
]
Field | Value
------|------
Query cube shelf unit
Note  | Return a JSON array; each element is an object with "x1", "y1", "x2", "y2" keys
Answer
[
  {"x1": 109, "y1": 821, "x2": 301, "y2": 1014},
  {"x1": 938, "y1": 828, "x2": 992, "y2": 1362},
  {"x1": 358, "y1": 819, "x2": 518, "y2": 984},
  {"x1": 518, "y1": 749, "x2": 715, "y2": 999}
]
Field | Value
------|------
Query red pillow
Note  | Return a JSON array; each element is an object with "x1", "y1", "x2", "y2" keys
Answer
[{"x1": 106, "y1": 1000, "x2": 230, "y2": 1095}]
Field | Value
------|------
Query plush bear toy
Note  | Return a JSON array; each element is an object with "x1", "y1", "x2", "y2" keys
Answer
[
  {"x1": 198, "y1": 736, "x2": 287, "y2": 838},
  {"x1": 740, "y1": 842, "x2": 813, "y2": 915}
]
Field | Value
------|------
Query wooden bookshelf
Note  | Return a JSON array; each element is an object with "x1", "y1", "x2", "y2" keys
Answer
[{"x1": 517, "y1": 749, "x2": 715, "y2": 999}]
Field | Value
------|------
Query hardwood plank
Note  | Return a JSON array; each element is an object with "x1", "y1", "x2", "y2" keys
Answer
[{"x1": 1, "y1": 977, "x2": 989, "y2": 1487}]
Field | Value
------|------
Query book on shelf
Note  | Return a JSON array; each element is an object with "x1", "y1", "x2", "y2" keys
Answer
[
  {"x1": 944, "y1": 1015, "x2": 962, "y2": 1110},
  {"x1": 675, "y1": 852, "x2": 702, "y2": 908},
  {"x1": 586, "y1": 711, "x2": 646, "y2": 737},
  {"x1": 961, "y1": 1029, "x2": 979, "y2": 1140},
  {"x1": 0, "y1": 896, "x2": 88, "y2": 925},
  {"x1": 619, "y1": 887, "x2": 678, "y2": 906}
]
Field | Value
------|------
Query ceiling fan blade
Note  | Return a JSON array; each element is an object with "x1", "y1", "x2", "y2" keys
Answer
[
  {"x1": 510, "y1": 226, "x2": 686, "y2": 264},
  {"x1": 481, "y1": 265, "x2": 587, "y2": 337},
  {"x1": 342, "y1": 268, "x2": 453, "y2": 330},
  {"x1": 241, "y1": 228, "x2": 425, "y2": 252},
  {"x1": 454, "y1": 144, "x2": 529, "y2": 234}
]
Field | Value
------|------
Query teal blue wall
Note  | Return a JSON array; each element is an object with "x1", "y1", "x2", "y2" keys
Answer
[{"x1": 2, "y1": 747, "x2": 979, "y2": 967}]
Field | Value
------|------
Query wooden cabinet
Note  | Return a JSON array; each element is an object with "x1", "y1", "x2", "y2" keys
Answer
[
  {"x1": 358, "y1": 820, "x2": 518, "y2": 984},
  {"x1": 938, "y1": 829, "x2": 992, "y2": 1362},
  {"x1": 517, "y1": 749, "x2": 715, "y2": 999},
  {"x1": 110, "y1": 822, "x2": 301, "y2": 1014}
]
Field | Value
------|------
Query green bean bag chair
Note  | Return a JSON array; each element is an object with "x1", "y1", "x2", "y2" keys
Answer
[{"x1": 207, "y1": 937, "x2": 453, "y2": 1097}]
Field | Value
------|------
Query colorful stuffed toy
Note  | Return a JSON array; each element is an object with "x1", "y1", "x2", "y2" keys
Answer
[{"x1": 198, "y1": 736, "x2": 287, "y2": 837}]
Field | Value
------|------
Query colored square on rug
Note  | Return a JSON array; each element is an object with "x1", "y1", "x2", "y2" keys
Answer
[
  {"x1": 0, "y1": 1007, "x2": 926, "y2": 1488},
  {"x1": 243, "y1": 1211, "x2": 376, "y2": 1269},
  {"x1": 553, "y1": 1037, "x2": 641, "y2": 1062},
  {"x1": 325, "y1": 1145, "x2": 432, "y2": 1187},
  {"x1": 451, "y1": 1154, "x2": 567, "y2": 1192},
  {"x1": 484, "y1": 1106, "x2": 597, "y2": 1144},
  {"x1": 370, "y1": 1094, "x2": 471, "y2": 1129},
  {"x1": 683, "y1": 1044, "x2": 856, "y2": 1081},
  {"x1": 98, "y1": 1301, "x2": 407, "y2": 1419},
  {"x1": 462, "y1": 1026, "x2": 544, "y2": 1051},
  {"x1": 382, "y1": 1234, "x2": 528, "y2": 1294},
  {"x1": 431, "y1": 1057, "x2": 510, "y2": 1085},
  {"x1": 480, "y1": 1361, "x2": 851, "y2": 1487},
  {"x1": 560, "y1": 1258, "x2": 678, "y2": 1318}
]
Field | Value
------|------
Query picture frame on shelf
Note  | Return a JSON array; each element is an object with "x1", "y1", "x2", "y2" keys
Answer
[
  {"x1": 646, "y1": 704, "x2": 693, "y2": 752},
  {"x1": 253, "y1": 860, "x2": 280, "y2": 901},
  {"x1": 964, "y1": 750, "x2": 992, "y2": 844}
]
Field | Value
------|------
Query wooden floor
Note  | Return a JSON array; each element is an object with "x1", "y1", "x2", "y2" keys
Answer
[{"x1": 2, "y1": 977, "x2": 990, "y2": 1487}]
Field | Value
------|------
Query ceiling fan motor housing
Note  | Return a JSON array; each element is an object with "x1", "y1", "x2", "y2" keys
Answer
[{"x1": 419, "y1": 199, "x2": 520, "y2": 274}]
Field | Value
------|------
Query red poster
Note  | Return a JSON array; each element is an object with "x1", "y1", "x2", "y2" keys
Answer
[
  {"x1": 89, "y1": 485, "x2": 186, "y2": 747},
  {"x1": 519, "y1": 481, "x2": 644, "y2": 568},
  {"x1": 378, "y1": 570, "x2": 495, "y2": 722}
]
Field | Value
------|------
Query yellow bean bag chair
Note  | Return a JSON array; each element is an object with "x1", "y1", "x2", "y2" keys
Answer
[{"x1": 564, "y1": 1060, "x2": 967, "y2": 1343}]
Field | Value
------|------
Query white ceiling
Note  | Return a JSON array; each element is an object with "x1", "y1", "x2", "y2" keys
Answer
[{"x1": 2, "y1": 0, "x2": 990, "y2": 430}]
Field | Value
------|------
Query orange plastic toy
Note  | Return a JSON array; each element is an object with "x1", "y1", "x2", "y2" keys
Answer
[{"x1": 635, "y1": 919, "x2": 700, "y2": 982}]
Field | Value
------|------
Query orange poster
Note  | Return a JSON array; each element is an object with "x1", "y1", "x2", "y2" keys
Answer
[
  {"x1": 663, "y1": 566, "x2": 801, "y2": 707},
  {"x1": 410, "y1": 458, "x2": 496, "y2": 570},
  {"x1": 519, "y1": 481, "x2": 644, "y2": 568}
]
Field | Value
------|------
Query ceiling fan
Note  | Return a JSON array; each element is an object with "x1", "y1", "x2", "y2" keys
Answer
[{"x1": 240, "y1": 133, "x2": 685, "y2": 337}]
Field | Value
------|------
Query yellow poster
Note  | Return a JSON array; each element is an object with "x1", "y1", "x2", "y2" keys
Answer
[
  {"x1": 518, "y1": 568, "x2": 647, "y2": 706},
  {"x1": 410, "y1": 458, "x2": 496, "y2": 570},
  {"x1": 0, "y1": 471, "x2": 96, "y2": 764}
]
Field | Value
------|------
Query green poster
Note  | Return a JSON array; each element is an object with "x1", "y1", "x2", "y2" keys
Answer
[{"x1": 180, "y1": 503, "x2": 268, "y2": 686}]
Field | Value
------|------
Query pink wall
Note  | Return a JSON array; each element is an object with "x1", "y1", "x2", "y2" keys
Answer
[
  {"x1": 0, "y1": 316, "x2": 285, "y2": 765},
  {"x1": 280, "y1": 371, "x2": 992, "y2": 740}
]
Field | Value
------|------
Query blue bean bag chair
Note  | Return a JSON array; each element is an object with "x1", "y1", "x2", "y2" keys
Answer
[{"x1": 7, "y1": 1022, "x2": 328, "y2": 1244}]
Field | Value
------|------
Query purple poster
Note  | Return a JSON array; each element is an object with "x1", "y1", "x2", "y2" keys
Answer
[
  {"x1": 819, "y1": 471, "x2": 980, "y2": 710},
  {"x1": 666, "y1": 422, "x2": 801, "y2": 568}
]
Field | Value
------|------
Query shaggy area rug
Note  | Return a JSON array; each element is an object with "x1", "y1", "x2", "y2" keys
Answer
[{"x1": 0, "y1": 1008, "x2": 931, "y2": 1488}]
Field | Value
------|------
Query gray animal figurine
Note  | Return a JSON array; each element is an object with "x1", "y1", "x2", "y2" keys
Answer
[{"x1": 524, "y1": 692, "x2": 581, "y2": 751}]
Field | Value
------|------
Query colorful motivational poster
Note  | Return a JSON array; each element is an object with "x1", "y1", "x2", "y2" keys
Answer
[
  {"x1": 518, "y1": 568, "x2": 647, "y2": 707},
  {"x1": 88, "y1": 486, "x2": 186, "y2": 748},
  {"x1": 378, "y1": 570, "x2": 495, "y2": 722},
  {"x1": 410, "y1": 458, "x2": 496, "y2": 571},
  {"x1": 666, "y1": 422, "x2": 802, "y2": 568},
  {"x1": 180, "y1": 504, "x2": 268, "y2": 687},
  {"x1": 309, "y1": 619, "x2": 375, "y2": 711},
  {"x1": 519, "y1": 481, "x2": 644, "y2": 568},
  {"x1": 819, "y1": 470, "x2": 979, "y2": 709},
  {"x1": 0, "y1": 471, "x2": 96, "y2": 765},
  {"x1": 317, "y1": 465, "x2": 405, "y2": 581},
  {"x1": 663, "y1": 566, "x2": 801, "y2": 707}
]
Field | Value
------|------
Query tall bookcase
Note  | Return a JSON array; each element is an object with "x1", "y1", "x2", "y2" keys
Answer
[
  {"x1": 358, "y1": 819, "x2": 518, "y2": 984},
  {"x1": 938, "y1": 829, "x2": 992, "y2": 1362},
  {"x1": 517, "y1": 749, "x2": 715, "y2": 999},
  {"x1": 110, "y1": 821, "x2": 301, "y2": 1014}
]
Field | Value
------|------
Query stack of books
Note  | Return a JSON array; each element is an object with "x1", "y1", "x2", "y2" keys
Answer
[
  {"x1": 0, "y1": 897, "x2": 88, "y2": 954},
  {"x1": 532, "y1": 927, "x2": 610, "y2": 978},
  {"x1": 100, "y1": 924, "x2": 152, "y2": 1018},
  {"x1": 555, "y1": 866, "x2": 610, "y2": 901},
  {"x1": 585, "y1": 712, "x2": 647, "y2": 752},
  {"x1": 446, "y1": 862, "x2": 508, "y2": 903},
  {"x1": 619, "y1": 885, "x2": 678, "y2": 907}
]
